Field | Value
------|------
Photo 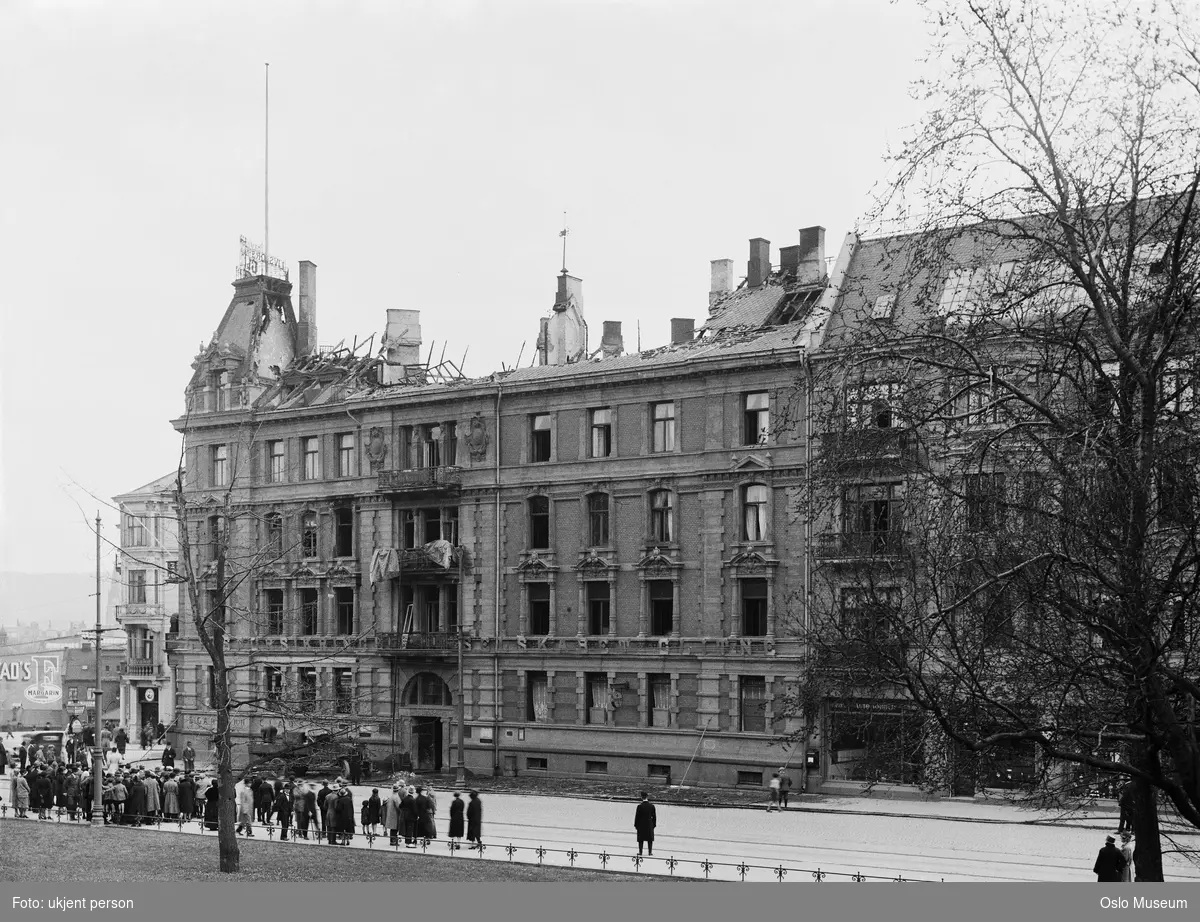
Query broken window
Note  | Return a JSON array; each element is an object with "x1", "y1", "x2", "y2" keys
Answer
[
  {"x1": 265, "y1": 512, "x2": 283, "y2": 558},
  {"x1": 650, "y1": 490, "x2": 674, "y2": 544},
  {"x1": 423, "y1": 424, "x2": 442, "y2": 468},
  {"x1": 444, "y1": 421, "x2": 458, "y2": 466},
  {"x1": 298, "y1": 668, "x2": 317, "y2": 709},
  {"x1": 299, "y1": 588, "x2": 318, "y2": 636},
  {"x1": 846, "y1": 382, "x2": 902, "y2": 430},
  {"x1": 965, "y1": 473, "x2": 1007, "y2": 532},
  {"x1": 264, "y1": 589, "x2": 284, "y2": 635},
  {"x1": 843, "y1": 483, "x2": 904, "y2": 554},
  {"x1": 743, "y1": 392, "x2": 769, "y2": 446},
  {"x1": 334, "y1": 506, "x2": 354, "y2": 557},
  {"x1": 531, "y1": 414, "x2": 552, "y2": 463},
  {"x1": 335, "y1": 587, "x2": 355, "y2": 635},
  {"x1": 301, "y1": 511, "x2": 318, "y2": 558},
  {"x1": 264, "y1": 666, "x2": 283, "y2": 705}
]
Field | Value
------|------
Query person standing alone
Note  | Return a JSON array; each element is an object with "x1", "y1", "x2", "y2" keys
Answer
[
  {"x1": 1093, "y1": 835, "x2": 1126, "y2": 881},
  {"x1": 634, "y1": 792, "x2": 657, "y2": 856}
]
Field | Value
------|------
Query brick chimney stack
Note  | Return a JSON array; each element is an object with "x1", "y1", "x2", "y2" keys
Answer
[
  {"x1": 797, "y1": 226, "x2": 826, "y2": 285},
  {"x1": 601, "y1": 321, "x2": 624, "y2": 358},
  {"x1": 670, "y1": 318, "x2": 695, "y2": 345},
  {"x1": 297, "y1": 260, "x2": 317, "y2": 355},
  {"x1": 747, "y1": 238, "x2": 771, "y2": 288},
  {"x1": 709, "y1": 258, "x2": 734, "y2": 311}
]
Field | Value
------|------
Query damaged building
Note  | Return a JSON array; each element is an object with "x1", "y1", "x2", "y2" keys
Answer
[{"x1": 170, "y1": 228, "x2": 840, "y2": 789}]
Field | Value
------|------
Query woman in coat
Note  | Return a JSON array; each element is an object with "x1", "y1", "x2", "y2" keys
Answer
[
  {"x1": 203, "y1": 779, "x2": 220, "y2": 831},
  {"x1": 466, "y1": 790, "x2": 483, "y2": 849},
  {"x1": 448, "y1": 791, "x2": 465, "y2": 849},
  {"x1": 177, "y1": 774, "x2": 194, "y2": 819},
  {"x1": 14, "y1": 771, "x2": 30, "y2": 817},
  {"x1": 143, "y1": 772, "x2": 161, "y2": 821},
  {"x1": 35, "y1": 770, "x2": 53, "y2": 820},
  {"x1": 383, "y1": 785, "x2": 403, "y2": 846},
  {"x1": 28, "y1": 770, "x2": 42, "y2": 815},
  {"x1": 333, "y1": 786, "x2": 356, "y2": 844},
  {"x1": 366, "y1": 788, "x2": 382, "y2": 835},
  {"x1": 162, "y1": 773, "x2": 179, "y2": 819}
]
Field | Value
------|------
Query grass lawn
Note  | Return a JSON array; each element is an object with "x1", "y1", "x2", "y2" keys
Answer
[{"x1": 0, "y1": 820, "x2": 669, "y2": 882}]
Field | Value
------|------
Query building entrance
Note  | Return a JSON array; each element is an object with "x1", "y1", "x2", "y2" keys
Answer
[{"x1": 413, "y1": 717, "x2": 443, "y2": 772}]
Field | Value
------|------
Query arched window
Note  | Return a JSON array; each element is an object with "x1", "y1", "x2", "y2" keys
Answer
[
  {"x1": 743, "y1": 485, "x2": 769, "y2": 541},
  {"x1": 649, "y1": 490, "x2": 674, "y2": 543},
  {"x1": 404, "y1": 672, "x2": 453, "y2": 706},
  {"x1": 587, "y1": 493, "x2": 609, "y2": 547}
]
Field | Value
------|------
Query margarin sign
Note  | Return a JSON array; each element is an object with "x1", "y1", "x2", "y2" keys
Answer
[{"x1": 0, "y1": 654, "x2": 63, "y2": 704}]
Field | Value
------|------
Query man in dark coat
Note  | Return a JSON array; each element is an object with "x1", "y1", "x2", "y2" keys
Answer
[
  {"x1": 177, "y1": 773, "x2": 195, "y2": 819},
  {"x1": 35, "y1": 769, "x2": 54, "y2": 820},
  {"x1": 1117, "y1": 783, "x2": 1134, "y2": 834},
  {"x1": 466, "y1": 790, "x2": 483, "y2": 849},
  {"x1": 203, "y1": 779, "x2": 220, "y2": 830},
  {"x1": 273, "y1": 784, "x2": 293, "y2": 840},
  {"x1": 125, "y1": 774, "x2": 147, "y2": 826},
  {"x1": 182, "y1": 742, "x2": 195, "y2": 774},
  {"x1": 333, "y1": 785, "x2": 356, "y2": 845},
  {"x1": 316, "y1": 780, "x2": 332, "y2": 835},
  {"x1": 114, "y1": 727, "x2": 128, "y2": 757},
  {"x1": 414, "y1": 785, "x2": 434, "y2": 844},
  {"x1": 19, "y1": 743, "x2": 28, "y2": 773},
  {"x1": 161, "y1": 743, "x2": 176, "y2": 770},
  {"x1": 634, "y1": 792, "x2": 657, "y2": 856},
  {"x1": 400, "y1": 786, "x2": 418, "y2": 847},
  {"x1": 1093, "y1": 835, "x2": 1127, "y2": 881}
]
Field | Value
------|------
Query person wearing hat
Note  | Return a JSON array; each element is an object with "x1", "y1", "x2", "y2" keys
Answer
[
  {"x1": 1093, "y1": 835, "x2": 1126, "y2": 881},
  {"x1": 466, "y1": 790, "x2": 483, "y2": 850},
  {"x1": 634, "y1": 791, "x2": 657, "y2": 856},
  {"x1": 448, "y1": 791, "x2": 465, "y2": 850},
  {"x1": 778, "y1": 768, "x2": 793, "y2": 809},
  {"x1": 1119, "y1": 833, "x2": 1134, "y2": 882},
  {"x1": 400, "y1": 785, "x2": 418, "y2": 847},
  {"x1": 384, "y1": 784, "x2": 403, "y2": 847}
]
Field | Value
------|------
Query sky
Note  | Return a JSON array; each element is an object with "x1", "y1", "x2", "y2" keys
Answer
[{"x1": 0, "y1": 0, "x2": 933, "y2": 589}]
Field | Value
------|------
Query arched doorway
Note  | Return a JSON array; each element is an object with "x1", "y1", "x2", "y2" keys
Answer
[{"x1": 403, "y1": 672, "x2": 453, "y2": 772}]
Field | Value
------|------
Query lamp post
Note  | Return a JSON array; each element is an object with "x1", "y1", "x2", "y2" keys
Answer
[
  {"x1": 455, "y1": 550, "x2": 466, "y2": 788},
  {"x1": 91, "y1": 513, "x2": 104, "y2": 826}
]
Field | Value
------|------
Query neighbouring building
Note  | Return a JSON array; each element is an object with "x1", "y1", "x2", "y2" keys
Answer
[
  {"x1": 112, "y1": 472, "x2": 181, "y2": 734},
  {"x1": 62, "y1": 642, "x2": 123, "y2": 730},
  {"x1": 168, "y1": 231, "x2": 843, "y2": 788}
]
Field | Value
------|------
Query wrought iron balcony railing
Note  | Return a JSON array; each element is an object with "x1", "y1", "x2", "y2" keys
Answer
[
  {"x1": 814, "y1": 531, "x2": 907, "y2": 559},
  {"x1": 377, "y1": 632, "x2": 459, "y2": 654},
  {"x1": 376, "y1": 466, "x2": 463, "y2": 494}
]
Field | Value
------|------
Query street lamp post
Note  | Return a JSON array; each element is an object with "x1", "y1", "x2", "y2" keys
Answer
[{"x1": 91, "y1": 513, "x2": 104, "y2": 826}]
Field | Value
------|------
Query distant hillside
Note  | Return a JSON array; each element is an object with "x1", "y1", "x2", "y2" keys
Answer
[{"x1": 0, "y1": 572, "x2": 111, "y2": 630}]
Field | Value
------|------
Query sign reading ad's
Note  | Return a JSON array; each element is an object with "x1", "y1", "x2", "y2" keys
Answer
[{"x1": 0, "y1": 653, "x2": 63, "y2": 705}]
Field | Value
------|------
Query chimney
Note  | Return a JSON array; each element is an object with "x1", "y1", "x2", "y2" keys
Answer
[
  {"x1": 779, "y1": 245, "x2": 801, "y2": 276},
  {"x1": 797, "y1": 226, "x2": 826, "y2": 285},
  {"x1": 747, "y1": 238, "x2": 770, "y2": 288},
  {"x1": 543, "y1": 272, "x2": 587, "y2": 365},
  {"x1": 601, "y1": 321, "x2": 624, "y2": 358},
  {"x1": 297, "y1": 260, "x2": 318, "y2": 355},
  {"x1": 670, "y1": 318, "x2": 695, "y2": 345},
  {"x1": 709, "y1": 258, "x2": 734, "y2": 310},
  {"x1": 380, "y1": 308, "x2": 422, "y2": 385}
]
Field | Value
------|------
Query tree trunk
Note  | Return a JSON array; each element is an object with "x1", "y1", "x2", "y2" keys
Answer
[
  {"x1": 214, "y1": 695, "x2": 240, "y2": 873},
  {"x1": 1130, "y1": 746, "x2": 1163, "y2": 881}
]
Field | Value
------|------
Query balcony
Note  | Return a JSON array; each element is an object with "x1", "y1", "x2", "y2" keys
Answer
[
  {"x1": 816, "y1": 428, "x2": 920, "y2": 464},
  {"x1": 377, "y1": 466, "x2": 463, "y2": 495},
  {"x1": 118, "y1": 658, "x2": 158, "y2": 677},
  {"x1": 377, "y1": 631, "x2": 459, "y2": 658},
  {"x1": 115, "y1": 603, "x2": 167, "y2": 625},
  {"x1": 398, "y1": 544, "x2": 471, "y2": 576},
  {"x1": 814, "y1": 531, "x2": 907, "y2": 561}
]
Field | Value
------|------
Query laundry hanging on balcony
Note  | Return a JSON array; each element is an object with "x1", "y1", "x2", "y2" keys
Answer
[
  {"x1": 425, "y1": 539, "x2": 453, "y2": 569},
  {"x1": 369, "y1": 547, "x2": 401, "y2": 585}
]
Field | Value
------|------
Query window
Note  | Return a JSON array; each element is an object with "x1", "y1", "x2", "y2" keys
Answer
[
  {"x1": 744, "y1": 392, "x2": 769, "y2": 446},
  {"x1": 335, "y1": 587, "x2": 355, "y2": 635},
  {"x1": 528, "y1": 496, "x2": 550, "y2": 550},
  {"x1": 590, "y1": 408, "x2": 612, "y2": 458},
  {"x1": 531, "y1": 414, "x2": 552, "y2": 462},
  {"x1": 652, "y1": 402, "x2": 675, "y2": 453},
  {"x1": 207, "y1": 515, "x2": 224, "y2": 559},
  {"x1": 128, "y1": 570, "x2": 147, "y2": 605},
  {"x1": 407, "y1": 673, "x2": 452, "y2": 706},
  {"x1": 300, "y1": 588, "x2": 318, "y2": 635},
  {"x1": 527, "y1": 584, "x2": 550, "y2": 636},
  {"x1": 337, "y1": 432, "x2": 356, "y2": 477},
  {"x1": 212, "y1": 370, "x2": 229, "y2": 410},
  {"x1": 441, "y1": 507, "x2": 459, "y2": 545},
  {"x1": 422, "y1": 506, "x2": 443, "y2": 543},
  {"x1": 740, "y1": 676, "x2": 766, "y2": 732},
  {"x1": 965, "y1": 473, "x2": 1007, "y2": 532},
  {"x1": 264, "y1": 589, "x2": 284, "y2": 635},
  {"x1": 401, "y1": 510, "x2": 417, "y2": 549},
  {"x1": 737, "y1": 770, "x2": 763, "y2": 787},
  {"x1": 649, "y1": 580, "x2": 674, "y2": 635},
  {"x1": 122, "y1": 513, "x2": 148, "y2": 548},
  {"x1": 301, "y1": 511, "x2": 318, "y2": 558},
  {"x1": 265, "y1": 513, "x2": 283, "y2": 558},
  {"x1": 844, "y1": 483, "x2": 904, "y2": 553},
  {"x1": 334, "y1": 667, "x2": 354, "y2": 714},
  {"x1": 585, "y1": 760, "x2": 609, "y2": 774},
  {"x1": 422, "y1": 425, "x2": 442, "y2": 468},
  {"x1": 298, "y1": 669, "x2": 317, "y2": 709},
  {"x1": 211, "y1": 444, "x2": 229, "y2": 487},
  {"x1": 526, "y1": 671, "x2": 548, "y2": 722},
  {"x1": 264, "y1": 666, "x2": 283, "y2": 705},
  {"x1": 741, "y1": 578, "x2": 768, "y2": 636},
  {"x1": 952, "y1": 374, "x2": 1004, "y2": 425},
  {"x1": 846, "y1": 382, "x2": 901, "y2": 429},
  {"x1": 841, "y1": 587, "x2": 901, "y2": 643},
  {"x1": 166, "y1": 560, "x2": 178, "y2": 581},
  {"x1": 649, "y1": 673, "x2": 671, "y2": 728},
  {"x1": 526, "y1": 757, "x2": 548, "y2": 771},
  {"x1": 302, "y1": 436, "x2": 320, "y2": 480},
  {"x1": 334, "y1": 507, "x2": 354, "y2": 557},
  {"x1": 650, "y1": 490, "x2": 674, "y2": 543},
  {"x1": 444, "y1": 422, "x2": 458, "y2": 466},
  {"x1": 648, "y1": 764, "x2": 671, "y2": 780},
  {"x1": 587, "y1": 493, "x2": 609, "y2": 547},
  {"x1": 743, "y1": 485, "x2": 769, "y2": 541},
  {"x1": 586, "y1": 672, "x2": 609, "y2": 725},
  {"x1": 268, "y1": 440, "x2": 286, "y2": 482},
  {"x1": 587, "y1": 582, "x2": 610, "y2": 635},
  {"x1": 68, "y1": 687, "x2": 79, "y2": 703}
]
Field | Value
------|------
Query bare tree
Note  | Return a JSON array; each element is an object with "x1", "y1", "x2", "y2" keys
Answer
[{"x1": 783, "y1": 0, "x2": 1200, "y2": 881}]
